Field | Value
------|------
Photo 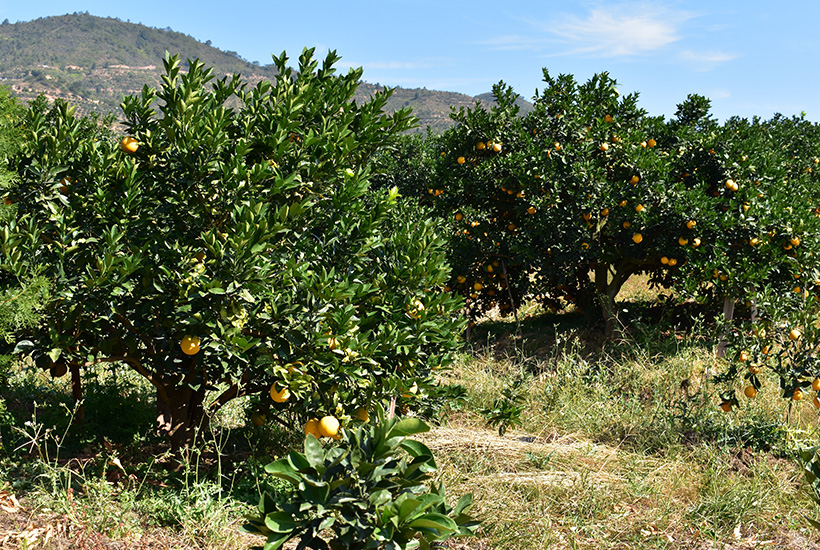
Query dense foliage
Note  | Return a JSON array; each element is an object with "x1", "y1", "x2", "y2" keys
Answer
[{"x1": 0, "y1": 50, "x2": 465, "y2": 450}]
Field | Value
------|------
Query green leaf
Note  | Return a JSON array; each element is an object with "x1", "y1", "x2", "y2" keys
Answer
[
  {"x1": 386, "y1": 417, "x2": 430, "y2": 439},
  {"x1": 407, "y1": 513, "x2": 458, "y2": 533},
  {"x1": 263, "y1": 511, "x2": 299, "y2": 533},
  {"x1": 400, "y1": 439, "x2": 434, "y2": 460},
  {"x1": 264, "y1": 459, "x2": 301, "y2": 485},
  {"x1": 304, "y1": 433, "x2": 324, "y2": 468}
]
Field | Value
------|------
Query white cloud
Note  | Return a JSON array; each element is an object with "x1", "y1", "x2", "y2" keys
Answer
[
  {"x1": 678, "y1": 50, "x2": 738, "y2": 71},
  {"x1": 483, "y1": 4, "x2": 695, "y2": 58},
  {"x1": 546, "y1": 4, "x2": 690, "y2": 57}
]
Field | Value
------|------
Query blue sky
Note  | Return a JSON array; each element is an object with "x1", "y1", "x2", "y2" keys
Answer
[{"x1": 3, "y1": 1, "x2": 819, "y2": 122}]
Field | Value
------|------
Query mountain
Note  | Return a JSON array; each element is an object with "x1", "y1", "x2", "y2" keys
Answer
[{"x1": 0, "y1": 13, "x2": 528, "y2": 132}]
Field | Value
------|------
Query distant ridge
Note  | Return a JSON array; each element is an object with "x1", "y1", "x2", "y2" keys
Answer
[{"x1": 0, "y1": 13, "x2": 530, "y2": 132}]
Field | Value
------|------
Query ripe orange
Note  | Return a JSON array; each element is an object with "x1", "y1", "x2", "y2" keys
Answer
[
  {"x1": 815, "y1": 395, "x2": 820, "y2": 409},
  {"x1": 622, "y1": 221, "x2": 631, "y2": 229},
  {"x1": 457, "y1": 156, "x2": 466, "y2": 165},
  {"x1": 789, "y1": 328, "x2": 802, "y2": 341},
  {"x1": 632, "y1": 233, "x2": 643, "y2": 244},
  {"x1": 180, "y1": 335, "x2": 200, "y2": 355},
  {"x1": 474, "y1": 282, "x2": 484, "y2": 291},
  {"x1": 353, "y1": 408, "x2": 370, "y2": 423},
  {"x1": 600, "y1": 143, "x2": 610, "y2": 152},
  {"x1": 744, "y1": 386, "x2": 757, "y2": 398},
  {"x1": 476, "y1": 141, "x2": 486, "y2": 150},
  {"x1": 455, "y1": 212, "x2": 464, "y2": 221},
  {"x1": 748, "y1": 364, "x2": 760, "y2": 375},
  {"x1": 527, "y1": 206, "x2": 536, "y2": 215},
  {"x1": 812, "y1": 378, "x2": 820, "y2": 392},
  {"x1": 667, "y1": 258, "x2": 678, "y2": 267},
  {"x1": 647, "y1": 138, "x2": 657, "y2": 148},
  {"x1": 793, "y1": 388, "x2": 804, "y2": 401},
  {"x1": 678, "y1": 237, "x2": 688, "y2": 246},
  {"x1": 492, "y1": 142, "x2": 502, "y2": 153},
  {"x1": 720, "y1": 402, "x2": 732, "y2": 412},
  {"x1": 121, "y1": 136, "x2": 139, "y2": 154},
  {"x1": 725, "y1": 179, "x2": 738, "y2": 191},
  {"x1": 738, "y1": 351, "x2": 748, "y2": 362},
  {"x1": 318, "y1": 416, "x2": 341, "y2": 438},
  {"x1": 604, "y1": 114, "x2": 613, "y2": 123},
  {"x1": 270, "y1": 383, "x2": 290, "y2": 403},
  {"x1": 635, "y1": 204, "x2": 644, "y2": 213},
  {"x1": 692, "y1": 238, "x2": 701, "y2": 247},
  {"x1": 629, "y1": 175, "x2": 639, "y2": 184},
  {"x1": 749, "y1": 237, "x2": 760, "y2": 246},
  {"x1": 661, "y1": 256, "x2": 669, "y2": 265},
  {"x1": 791, "y1": 236, "x2": 801, "y2": 247},
  {"x1": 304, "y1": 418, "x2": 322, "y2": 437},
  {"x1": 686, "y1": 220, "x2": 696, "y2": 229}
]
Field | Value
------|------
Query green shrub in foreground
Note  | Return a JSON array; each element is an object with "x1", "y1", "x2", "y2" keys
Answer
[{"x1": 243, "y1": 415, "x2": 478, "y2": 550}]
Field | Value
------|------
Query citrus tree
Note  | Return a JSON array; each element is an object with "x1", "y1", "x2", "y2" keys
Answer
[
  {"x1": 416, "y1": 73, "x2": 686, "y2": 332},
  {"x1": 1, "y1": 50, "x2": 464, "y2": 451},
  {"x1": 0, "y1": 87, "x2": 49, "y2": 356},
  {"x1": 389, "y1": 70, "x2": 820, "y2": 343}
]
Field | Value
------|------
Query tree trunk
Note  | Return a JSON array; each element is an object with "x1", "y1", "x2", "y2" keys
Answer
[
  {"x1": 69, "y1": 361, "x2": 84, "y2": 425},
  {"x1": 716, "y1": 297, "x2": 735, "y2": 358},
  {"x1": 155, "y1": 377, "x2": 208, "y2": 453},
  {"x1": 593, "y1": 261, "x2": 636, "y2": 338}
]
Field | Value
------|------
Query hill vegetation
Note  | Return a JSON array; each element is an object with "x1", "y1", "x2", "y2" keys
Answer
[{"x1": 0, "y1": 12, "x2": 511, "y2": 131}]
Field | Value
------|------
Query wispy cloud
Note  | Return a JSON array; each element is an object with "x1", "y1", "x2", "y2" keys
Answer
[
  {"x1": 679, "y1": 50, "x2": 738, "y2": 71},
  {"x1": 482, "y1": 4, "x2": 694, "y2": 58},
  {"x1": 546, "y1": 4, "x2": 691, "y2": 57}
]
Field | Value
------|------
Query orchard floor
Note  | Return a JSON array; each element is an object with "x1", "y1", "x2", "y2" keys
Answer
[
  {"x1": 2, "y1": 417, "x2": 820, "y2": 549},
  {"x1": 4, "y1": 293, "x2": 820, "y2": 549}
]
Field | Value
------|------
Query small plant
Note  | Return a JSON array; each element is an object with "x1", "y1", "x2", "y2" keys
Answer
[
  {"x1": 479, "y1": 375, "x2": 527, "y2": 436},
  {"x1": 797, "y1": 444, "x2": 820, "y2": 528},
  {"x1": 243, "y1": 414, "x2": 478, "y2": 550}
]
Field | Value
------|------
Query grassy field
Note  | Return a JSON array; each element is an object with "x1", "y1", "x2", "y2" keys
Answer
[{"x1": 2, "y1": 290, "x2": 820, "y2": 549}]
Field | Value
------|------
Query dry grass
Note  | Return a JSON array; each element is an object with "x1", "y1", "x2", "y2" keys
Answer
[{"x1": 431, "y1": 322, "x2": 820, "y2": 550}]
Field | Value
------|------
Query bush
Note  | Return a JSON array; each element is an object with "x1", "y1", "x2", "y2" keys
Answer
[
  {"x1": 243, "y1": 415, "x2": 479, "y2": 550},
  {"x1": 1, "y1": 49, "x2": 465, "y2": 451}
]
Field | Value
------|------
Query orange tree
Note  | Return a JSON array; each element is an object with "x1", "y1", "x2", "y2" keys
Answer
[
  {"x1": 683, "y1": 113, "x2": 820, "y2": 409},
  {"x1": 1, "y1": 50, "x2": 464, "y2": 451},
  {"x1": 394, "y1": 71, "x2": 820, "y2": 341},
  {"x1": 419, "y1": 73, "x2": 694, "y2": 331}
]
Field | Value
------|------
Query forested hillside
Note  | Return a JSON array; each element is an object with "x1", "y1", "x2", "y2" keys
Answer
[{"x1": 0, "y1": 12, "x2": 518, "y2": 131}]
